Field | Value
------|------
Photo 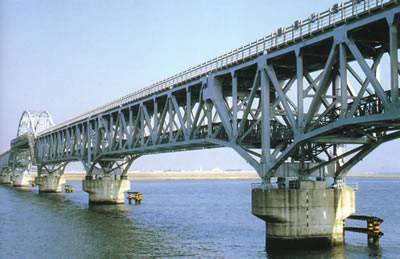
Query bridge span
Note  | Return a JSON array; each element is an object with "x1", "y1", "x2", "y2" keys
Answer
[{"x1": 1, "y1": 0, "x2": 400, "y2": 247}]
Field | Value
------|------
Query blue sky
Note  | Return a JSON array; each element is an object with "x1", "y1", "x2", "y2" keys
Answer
[{"x1": 1, "y1": 0, "x2": 399, "y2": 173}]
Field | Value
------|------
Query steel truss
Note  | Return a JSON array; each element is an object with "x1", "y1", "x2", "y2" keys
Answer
[
  {"x1": 5, "y1": 110, "x2": 54, "y2": 174},
  {"x1": 33, "y1": 4, "x2": 400, "y2": 181}
]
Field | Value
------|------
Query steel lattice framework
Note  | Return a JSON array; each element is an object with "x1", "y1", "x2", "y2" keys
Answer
[
  {"x1": 17, "y1": 110, "x2": 54, "y2": 137},
  {"x1": 0, "y1": 110, "x2": 55, "y2": 174},
  {"x1": 2, "y1": 0, "x2": 400, "y2": 182}
]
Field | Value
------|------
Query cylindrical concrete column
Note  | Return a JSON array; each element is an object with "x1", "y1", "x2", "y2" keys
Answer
[
  {"x1": 0, "y1": 174, "x2": 12, "y2": 184},
  {"x1": 252, "y1": 180, "x2": 355, "y2": 247},
  {"x1": 11, "y1": 174, "x2": 31, "y2": 187},
  {"x1": 35, "y1": 175, "x2": 66, "y2": 193},
  {"x1": 82, "y1": 175, "x2": 131, "y2": 204}
]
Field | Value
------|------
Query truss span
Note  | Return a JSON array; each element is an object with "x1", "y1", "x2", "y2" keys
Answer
[
  {"x1": 39, "y1": 0, "x2": 399, "y2": 135},
  {"x1": 3, "y1": 1, "x2": 400, "y2": 183}
]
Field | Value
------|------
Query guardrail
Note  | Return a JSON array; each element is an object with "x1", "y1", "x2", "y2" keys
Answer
[{"x1": 39, "y1": 0, "x2": 395, "y2": 136}]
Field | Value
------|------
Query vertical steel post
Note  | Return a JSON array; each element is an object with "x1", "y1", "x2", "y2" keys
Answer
[
  {"x1": 207, "y1": 101, "x2": 213, "y2": 137},
  {"x1": 153, "y1": 99, "x2": 158, "y2": 143},
  {"x1": 108, "y1": 116, "x2": 113, "y2": 152},
  {"x1": 260, "y1": 64, "x2": 271, "y2": 176},
  {"x1": 186, "y1": 88, "x2": 192, "y2": 137},
  {"x1": 296, "y1": 49, "x2": 304, "y2": 130},
  {"x1": 168, "y1": 98, "x2": 173, "y2": 142},
  {"x1": 389, "y1": 16, "x2": 399, "y2": 102},
  {"x1": 87, "y1": 121, "x2": 92, "y2": 165},
  {"x1": 128, "y1": 108, "x2": 133, "y2": 147},
  {"x1": 232, "y1": 73, "x2": 238, "y2": 138},
  {"x1": 94, "y1": 119, "x2": 99, "y2": 157},
  {"x1": 340, "y1": 43, "x2": 348, "y2": 115},
  {"x1": 140, "y1": 106, "x2": 145, "y2": 145}
]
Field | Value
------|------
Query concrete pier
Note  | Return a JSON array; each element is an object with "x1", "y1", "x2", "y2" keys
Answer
[
  {"x1": 252, "y1": 180, "x2": 355, "y2": 247},
  {"x1": 82, "y1": 176, "x2": 130, "y2": 204},
  {"x1": 11, "y1": 174, "x2": 31, "y2": 187},
  {"x1": 0, "y1": 174, "x2": 12, "y2": 184},
  {"x1": 35, "y1": 175, "x2": 66, "y2": 193}
]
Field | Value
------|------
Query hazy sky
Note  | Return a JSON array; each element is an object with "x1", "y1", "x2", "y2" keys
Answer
[{"x1": 1, "y1": 0, "x2": 399, "y2": 173}]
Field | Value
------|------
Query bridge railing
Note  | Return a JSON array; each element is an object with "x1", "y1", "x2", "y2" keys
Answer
[{"x1": 39, "y1": 0, "x2": 394, "y2": 136}]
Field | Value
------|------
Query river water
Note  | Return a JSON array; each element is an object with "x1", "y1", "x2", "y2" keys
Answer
[{"x1": 0, "y1": 177, "x2": 399, "y2": 258}]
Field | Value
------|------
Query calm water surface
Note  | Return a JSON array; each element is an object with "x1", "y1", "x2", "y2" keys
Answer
[{"x1": 0, "y1": 177, "x2": 399, "y2": 258}]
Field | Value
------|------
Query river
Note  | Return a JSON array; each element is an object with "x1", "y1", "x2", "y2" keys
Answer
[{"x1": 0, "y1": 177, "x2": 399, "y2": 258}]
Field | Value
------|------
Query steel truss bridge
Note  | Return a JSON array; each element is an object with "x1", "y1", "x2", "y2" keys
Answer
[{"x1": 1, "y1": 0, "x2": 400, "y2": 183}]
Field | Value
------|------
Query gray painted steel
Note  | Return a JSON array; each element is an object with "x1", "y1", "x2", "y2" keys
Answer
[
  {"x1": 1, "y1": 0, "x2": 400, "y2": 182},
  {"x1": 0, "y1": 151, "x2": 10, "y2": 170}
]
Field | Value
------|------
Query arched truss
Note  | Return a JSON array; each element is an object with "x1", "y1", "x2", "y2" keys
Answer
[{"x1": 17, "y1": 110, "x2": 54, "y2": 137}]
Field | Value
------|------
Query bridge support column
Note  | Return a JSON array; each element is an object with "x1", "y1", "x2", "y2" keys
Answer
[
  {"x1": 252, "y1": 180, "x2": 355, "y2": 247},
  {"x1": 0, "y1": 174, "x2": 12, "y2": 184},
  {"x1": 35, "y1": 175, "x2": 66, "y2": 193},
  {"x1": 82, "y1": 175, "x2": 130, "y2": 204},
  {"x1": 11, "y1": 173, "x2": 31, "y2": 187}
]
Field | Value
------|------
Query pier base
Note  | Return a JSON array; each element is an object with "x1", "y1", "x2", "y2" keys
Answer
[
  {"x1": 82, "y1": 176, "x2": 130, "y2": 204},
  {"x1": 252, "y1": 180, "x2": 355, "y2": 247},
  {"x1": 11, "y1": 174, "x2": 31, "y2": 187},
  {"x1": 0, "y1": 174, "x2": 12, "y2": 184},
  {"x1": 35, "y1": 175, "x2": 66, "y2": 193},
  {"x1": 368, "y1": 234, "x2": 380, "y2": 247}
]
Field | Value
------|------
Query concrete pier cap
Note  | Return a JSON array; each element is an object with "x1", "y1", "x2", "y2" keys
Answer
[
  {"x1": 82, "y1": 175, "x2": 130, "y2": 204},
  {"x1": 11, "y1": 172, "x2": 32, "y2": 187},
  {"x1": 35, "y1": 175, "x2": 66, "y2": 193},
  {"x1": 252, "y1": 178, "x2": 355, "y2": 248},
  {"x1": 0, "y1": 174, "x2": 12, "y2": 184}
]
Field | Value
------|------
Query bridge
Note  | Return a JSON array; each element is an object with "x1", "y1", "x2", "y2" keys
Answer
[{"x1": 1, "y1": 0, "x2": 399, "y2": 247}]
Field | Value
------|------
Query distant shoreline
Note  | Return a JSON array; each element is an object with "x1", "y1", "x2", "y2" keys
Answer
[
  {"x1": 63, "y1": 171, "x2": 261, "y2": 181},
  {"x1": 59, "y1": 171, "x2": 400, "y2": 181},
  {"x1": 346, "y1": 173, "x2": 400, "y2": 178}
]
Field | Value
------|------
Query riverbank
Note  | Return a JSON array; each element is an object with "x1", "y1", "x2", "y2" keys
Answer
[
  {"x1": 346, "y1": 172, "x2": 400, "y2": 178},
  {"x1": 61, "y1": 170, "x2": 261, "y2": 181},
  {"x1": 59, "y1": 171, "x2": 400, "y2": 181}
]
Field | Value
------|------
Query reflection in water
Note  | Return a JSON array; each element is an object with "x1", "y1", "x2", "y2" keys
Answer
[
  {"x1": 8, "y1": 185, "x2": 32, "y2": 192},
  {"x1": 368, "y1": 245, "x2": 383, "y2": 259},
  {"x1": 0, "y1": 184, "x2": 183, "y2": 258},
  {"x1": 266, "y1": 242, "x2": 384, "y2": 259},
  {"x1": 266, "y1": 245, "x2": 346, "y2": 259},
  {"x1": 84, "y1": 205, "x2": 174, "y2": 257}
]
